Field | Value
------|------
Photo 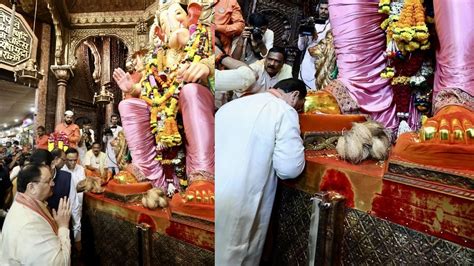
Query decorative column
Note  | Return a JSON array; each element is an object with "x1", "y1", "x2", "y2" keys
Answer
[
  {"x1": 50, "y1": 65, "x2": 74, "y2": 125},
  {"x1": 135, "y1": 19, "x2": 149, "y2": 50},
  {"x1": 102, "y1": 37, "x2": 113, "y2": 125},
  {"x1": 34, "y1": 23, "x2": 51, "y2": 129}
]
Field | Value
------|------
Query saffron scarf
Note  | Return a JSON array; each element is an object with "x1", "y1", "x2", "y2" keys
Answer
[{"x1": 15, "y1": 192, "x2": 58, "y2": 235}]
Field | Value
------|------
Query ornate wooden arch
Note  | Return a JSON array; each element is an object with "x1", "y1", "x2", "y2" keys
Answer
[{"x1": 67, "y1": 28, "x2": 136, "y2": 66}]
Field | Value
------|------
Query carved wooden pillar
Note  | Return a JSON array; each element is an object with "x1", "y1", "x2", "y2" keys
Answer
[
  {"x1": 34, "y1": 23, "x2": 51, "y2": 129},
  {"x1": 51, "y1": 65, "x2": 74, "y2": 125},
  {"x1": 102, "y1": 37, "x2": 113, "y2": 125}
]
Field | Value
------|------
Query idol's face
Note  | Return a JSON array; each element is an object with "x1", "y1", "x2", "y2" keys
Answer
[{"x1": 158, "y1": 3, "x2": 189, "y2": 35}]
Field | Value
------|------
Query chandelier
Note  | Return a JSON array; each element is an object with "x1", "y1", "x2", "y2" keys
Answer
[
  {"x1": 93, "y1": 83, "x2": 114, "y2": 105},
  {"x1": 11, "y1": 0, "x2": 43, "y2": 88},
  {"x1": 14, "y1": 59, "x2": 44, "y2": 88}
]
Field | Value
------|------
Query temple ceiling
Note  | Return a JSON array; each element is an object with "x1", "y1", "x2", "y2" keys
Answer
[
  {"x1": 0, "y1": 0, "x2": 156, "y2": 27},
  {"x1": 65, "y1": 0, "x2": 155, "y2": 13}
]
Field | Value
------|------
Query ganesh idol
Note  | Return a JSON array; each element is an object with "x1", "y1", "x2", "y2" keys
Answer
[
  {"x1": 305, "y1": 0, "x2": 474, "y2": 170},
  {"x1": 112, "y1": 0, "x2": 215, "y2": 197}
]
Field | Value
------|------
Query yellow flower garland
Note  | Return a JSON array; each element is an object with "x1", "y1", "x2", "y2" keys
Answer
[
  {"x1": 392, "y1": 0, "x2": 430, "y2": 53},
  {"x1": 139, "y1": 23, "x2": 212, "y2": 161},
  {"x1": 391, "y1": 76, "x2": 410, "y2": 85},
  {"x1": 378, "y1": 0, "x2": 391, "y2": 14},
  {"x1": 379, "y1": 0, "x2": 430, "y2": 79}
]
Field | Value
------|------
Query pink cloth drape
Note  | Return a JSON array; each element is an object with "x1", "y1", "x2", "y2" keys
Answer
[
  {"x1": 433, "y1": 0, "x2": 474, "y2": 98},
  {"x1": 180, "y1": 83, "x2": 215, "y2": 175},
  {"x1": 118, "y1": 83, "x2": 215, "y2": 188},
  {"x1": 119, "y1": 98, "x2": 165, "y2": 186},
  {"x1": 329, "y1": 0, "x2": 398, "y2": 131}
]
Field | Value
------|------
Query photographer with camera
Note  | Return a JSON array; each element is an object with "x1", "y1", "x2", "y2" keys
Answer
[
  {"x1": 298, "y1": 0, "x2": 331, "y2": 90},
  {"x1": 232, "y1": 12, "x2": 274, "y2": 64},
  {"x1": 77, "y1": 118, "x2": 95, "y2": 163}
]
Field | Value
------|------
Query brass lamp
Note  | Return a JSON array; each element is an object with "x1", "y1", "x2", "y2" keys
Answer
[
  {"x1": 14, "y1": 59, "x2": 44, "y2": 88},
  {"x1": 93, "y1": 83, "x2": 114, "y2": 105}
]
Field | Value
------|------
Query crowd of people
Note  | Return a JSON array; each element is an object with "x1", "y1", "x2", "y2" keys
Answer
[
  {"x1": 0, "y1": 0, "x2": 331, "y2": 264},
  {"x1": 0, "y1": 111, "x2": 124, "y2": 263}
]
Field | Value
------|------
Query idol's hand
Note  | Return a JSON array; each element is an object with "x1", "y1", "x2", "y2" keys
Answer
[
  {"x1": 420, "y1": 106, "x2": 474, "y2": 144},
  {"x1": 177, "y1": 62, "x2": 210, "y2": 83},
  {"x1": 113, "y1": 68, "x2": 134, "y2": 93}
]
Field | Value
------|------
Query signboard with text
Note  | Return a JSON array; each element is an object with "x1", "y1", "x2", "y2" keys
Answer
[{"x1": 0, "y1": 4, "x2": 38, "y2": 72}]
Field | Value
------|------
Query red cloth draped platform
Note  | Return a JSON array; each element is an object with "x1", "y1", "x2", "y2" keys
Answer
[
  {"x1": 81, "y1": 187, "x2": 214, "y2": 264},
  {"x1": 286, "y1": 114, "x2": 474, "y2": 249},
  {"x1": 85, "y1": 192, "x2": 214, "y2": 250}
]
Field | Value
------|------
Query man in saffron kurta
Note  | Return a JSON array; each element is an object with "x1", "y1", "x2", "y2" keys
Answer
[
  {"x1": 55, "y1": 110, "x2": 81, "y2": 148},
  {"x1": 215, "y1": 0, "x2": 245, "y2": 54},
  {"x1": 216, "y1": 79, "x2": 306, "y2": 265},
  {"x1": 35, "y1": 126, "x2": 49, "y2": 150},
  {"x1": 0, "y1": 164, "x2": 72, "y2": 265}
]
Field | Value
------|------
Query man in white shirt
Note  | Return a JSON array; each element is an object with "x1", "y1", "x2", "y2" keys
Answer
[
  {"x1": 232, "y1": 12, "x2": 274, "y2": 64},
  {"x1": 103, "y1": 114, "x2": 122, "y2": 175},
  {"x1": 216, "y1": 78, "x2": 306, "y2": 265},
  {"x1": 49, "y1": 149, "x2": 81, "y2": 248},
  {"x1": 103, "y1": 128, "x2": 119, "y2": 176},
  {"x1": 61, "y1": 147, "x2": 86, "y2": 250},
  {"x1": 109, "y1": 114, "x2": 123, "y2": 138},
  {"x1": 219, "y1": 47, "x2": 292, "y2": 97},
  {"x1": 83, "y1": 142, "x2": 110, "y2": 182},
  {"x1": 246, "y1": 47, "x2": 293, "y2": 95},
  {"x1": 298, "y1": 0, "x2": 331, "y2": 90},
  {"x1": 0, "y1": 163, "x2": 71, "y2": 265},
  {"x1": 78, "y1": 118, "x2": 95, "y2": 163}
]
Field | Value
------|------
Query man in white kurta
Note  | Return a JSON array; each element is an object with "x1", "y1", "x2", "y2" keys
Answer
[
  {"x1": 247, "y1": 58, "x2": 292, "y2": 95},
  {"x1": 61, "y1": 148, "x2": 86, "y2": 244},
  {"x1": 0, "y1": 164, "x2": 71, "y2": 265},
  {"x1": 216, "y1": 78, "x2": 306, "y2": 265},
  {"x1": 83, "y1": 143, "x2": 108, "y2": 177},
  {"x1": 0, "y1": 199, "x2": 71, "y2": 265}
]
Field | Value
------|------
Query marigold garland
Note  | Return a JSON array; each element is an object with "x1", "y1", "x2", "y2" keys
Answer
[
  {"x1": 137, "y1": 23, "x2": 212, "y2": 185},
  {"x1": 392, "y1": 0, "x2": 430, "y2": 53},
  {"x1": 47, "y1": 132, "x2": 69, "y2": 152},
  {"x1": 379, "y1": 0, "x2": 430, "y2": 79},
  {"x1": 141, "y1": 23, "x2": 211, "y2": 153}
]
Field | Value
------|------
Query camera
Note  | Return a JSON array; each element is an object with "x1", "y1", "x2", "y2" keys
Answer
[
  {"x1": 245, "y1": 26, "x2": 264, "y2": 41},
  {"x1": 103, "y1": 128, "x2": 113, "y2": 136},
  {"x1": 299, "y1": 17, "x2": 316, "y2": 36}
]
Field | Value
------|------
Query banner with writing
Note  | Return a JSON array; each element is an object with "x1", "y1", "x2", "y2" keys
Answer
[{"x1": 0, "y1": 4, "x2": 38, "y2": 72}]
